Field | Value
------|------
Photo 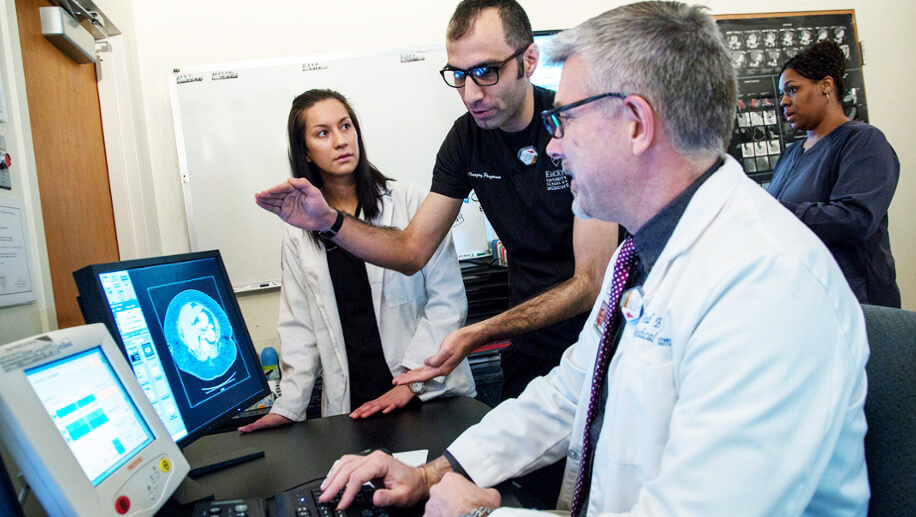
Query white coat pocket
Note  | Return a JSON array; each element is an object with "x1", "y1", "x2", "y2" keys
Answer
[{"x1": 605, "y1": 338, "x2": 676, "y2": 477}]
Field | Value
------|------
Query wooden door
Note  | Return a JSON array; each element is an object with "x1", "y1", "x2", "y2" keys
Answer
[{"x1": 15, "y1": 0, "x2": 119, "y2": 328}]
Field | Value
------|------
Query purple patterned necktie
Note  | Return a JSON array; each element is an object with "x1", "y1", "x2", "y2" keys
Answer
[{"x1": 570, "y1": 236, "x2": 636, "y2": 517}]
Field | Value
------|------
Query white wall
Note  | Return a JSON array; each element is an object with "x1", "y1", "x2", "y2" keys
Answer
[
  {"x1": 6, "y1": 0, "x2": 915, "y2": 349},
  {"x1": 0, "y1": 0, "x2": 55, "y2": 343}
]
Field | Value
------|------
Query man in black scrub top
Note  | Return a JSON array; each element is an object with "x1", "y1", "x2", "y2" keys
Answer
[{"x1": 256, "y1": 0, "x2": 617, "y2": 402}]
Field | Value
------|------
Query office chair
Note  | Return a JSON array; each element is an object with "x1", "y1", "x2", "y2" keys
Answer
[{"x1": 861, "y1": 304, "x2": 916, "y2": 517}]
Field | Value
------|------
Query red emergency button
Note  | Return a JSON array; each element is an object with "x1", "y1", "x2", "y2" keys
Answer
[
  {"x1": 115, "y1": 495, "x2": 131, "y2": 514},
  {"x1": 0, "y1": 152, "x2": 10, "y2": 169}
]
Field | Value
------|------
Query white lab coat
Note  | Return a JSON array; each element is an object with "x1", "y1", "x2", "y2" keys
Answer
[
  {"x1": 270, "y1": 181, "x2": 475, "y2": 420},
  {"x1": 449, "y1": 156, "x2": 869, "y2": 516}
]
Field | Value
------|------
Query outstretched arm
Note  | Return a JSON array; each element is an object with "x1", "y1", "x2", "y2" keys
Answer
[
  {"x1": 395, "y1": 217, "x2": 618, "y2": 385},
  {"x1": 333, "y1": 192, "x2": 462, "y2": 275},
  {"x1": 256, "y1": 179, "x2": 462, "y2": 275}
]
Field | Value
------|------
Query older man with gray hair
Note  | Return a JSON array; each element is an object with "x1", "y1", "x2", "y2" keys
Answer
[{"x1": 318, "y1": 3, "x2": 870, "y2": 516}]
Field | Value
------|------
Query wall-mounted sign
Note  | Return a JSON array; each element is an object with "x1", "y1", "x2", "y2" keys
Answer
[{"x1": 0, "y1": 198, "x2": 37, "y2": 307}]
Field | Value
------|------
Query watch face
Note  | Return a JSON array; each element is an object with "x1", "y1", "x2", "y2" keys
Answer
[{"x1": 409, "y1": 382, "x2": 424, "y2": 394}]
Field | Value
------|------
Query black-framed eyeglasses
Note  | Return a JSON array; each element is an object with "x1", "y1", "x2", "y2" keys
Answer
[
  {"x1": 540, "y1": 92, "x2": 628, "y2": 138},
  {"x1": 439, "y1": 47, "x2": 527, "y2": 88}
]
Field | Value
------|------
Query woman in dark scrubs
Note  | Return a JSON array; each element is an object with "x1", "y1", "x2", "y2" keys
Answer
[{"x1": 768, "y1": 41, "x2": 900, "y2": 307}]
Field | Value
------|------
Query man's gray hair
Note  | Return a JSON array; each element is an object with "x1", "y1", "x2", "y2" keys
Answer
[{"x1": 547, "y1": 1, "x2": 737, "y2": 155}]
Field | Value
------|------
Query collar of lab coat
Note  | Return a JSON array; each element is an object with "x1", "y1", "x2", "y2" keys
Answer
[{"x1": 641, "y1": 155, "x2": 745, "y2": 295}]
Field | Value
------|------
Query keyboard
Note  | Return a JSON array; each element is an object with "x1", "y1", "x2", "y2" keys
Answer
[
  {"x1": 191, "y1": 497, "x2": 266, "y2": 516},
  {"x1": 272, "y1": 478, "x2": 422, "y2": 517}
]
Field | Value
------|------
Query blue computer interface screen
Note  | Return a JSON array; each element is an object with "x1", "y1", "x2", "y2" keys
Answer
[
  {"x1": 25, "y1": 347, "x2": 154, "y2": 486},
  {"x1": 94, "y1": 256, "x2": 261, "y2": 444}
]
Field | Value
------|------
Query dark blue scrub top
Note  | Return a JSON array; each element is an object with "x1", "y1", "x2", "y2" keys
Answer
[{"x1": 767, "y1": 120, "x2": 900, "y2": 307}]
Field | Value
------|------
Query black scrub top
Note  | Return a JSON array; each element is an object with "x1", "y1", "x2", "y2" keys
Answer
[{"x1": 323, "y1": 206, "x2": 394, "y2": 408}]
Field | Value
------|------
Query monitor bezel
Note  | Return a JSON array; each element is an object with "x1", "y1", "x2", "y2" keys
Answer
[
  {"x1": 73, "y1": 250, "x2": 269, "y2": 448},
  {"x1": 0, "y1": 324, "x2": 190, "y2": 516},
  {"x1": 531, "y1": 29, "x2": 563, "y2": 92}
]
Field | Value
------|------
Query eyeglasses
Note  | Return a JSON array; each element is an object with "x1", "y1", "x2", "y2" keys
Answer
[
  {"x1": 439, "y1": 47, "x2": 527, "y2": 88},
  {"x1": 540, "y1": 92, "x2": 628, "y2": 138}
]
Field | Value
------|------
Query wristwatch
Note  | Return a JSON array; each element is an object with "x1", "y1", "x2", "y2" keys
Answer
[
  {"x1": 460, "y1": 506, "x2": 494, "y2": 517},
  {"x1": 408, "y1": 381, "x2": 425, "y2": 395},
  {"x1": 318, "y1": 209, "x2": 344, "y2": 239}
]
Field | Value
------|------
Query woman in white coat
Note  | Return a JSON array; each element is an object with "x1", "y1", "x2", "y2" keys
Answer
[{"x1": 240, "y1": 89, "x2": 474, "y2": 432}]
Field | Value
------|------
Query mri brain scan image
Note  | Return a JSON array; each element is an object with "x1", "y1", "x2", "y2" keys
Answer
[{"x1": 163, "y1": 289, "x2": 238, "y2": 380}]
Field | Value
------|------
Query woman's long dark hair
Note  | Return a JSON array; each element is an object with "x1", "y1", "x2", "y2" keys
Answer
[{"x1": 287, "y1": 89, "x2": 390, "y2": 233}]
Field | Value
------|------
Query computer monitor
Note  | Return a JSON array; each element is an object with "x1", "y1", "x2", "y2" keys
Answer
[
  {"x1": 73, "y1": 250, "x2": 269, "y2": 449},
  {"x1": 453, "y1": 192, "x2": 496, "y2": 260},
  {"x1": 0, "y1": 324, "x2": 189, "y2": 516},
  {"x1": 531, "y1": 30, "x2": 562, "y2": 91}
]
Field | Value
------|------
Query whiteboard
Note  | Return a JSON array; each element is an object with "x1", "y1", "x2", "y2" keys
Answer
[{"x1": 169, "y1": 46, "x2": 485, "y2": 291}]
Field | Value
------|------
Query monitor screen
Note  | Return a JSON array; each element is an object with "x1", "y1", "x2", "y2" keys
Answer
[
  {"x1": 453, "y1": 191, "x2": 495, "y2": 260},
  {"x1": 25, "y1": 347, "x2": 154, "y2": 486},
  {"x1": 531, "y1": 30, "x2": 562, "y2": 91},
  {"x1": 73, "y1": 251, "x2": 269, "y2": 447}
]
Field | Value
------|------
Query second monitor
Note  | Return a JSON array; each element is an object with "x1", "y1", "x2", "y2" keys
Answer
[{"x1": 73, "y1": 250, "x2": 269, "y2": 448}]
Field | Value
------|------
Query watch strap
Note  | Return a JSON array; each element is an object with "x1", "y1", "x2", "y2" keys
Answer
[
  {"x1": 318, "y1": 210, "x2": 344, "y2": 239},
  {"x1": 460, "y1": 506, "x2": 494, "y2": 517}
]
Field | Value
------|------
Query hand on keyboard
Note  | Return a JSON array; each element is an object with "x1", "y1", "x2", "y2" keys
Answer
[
  {"x1": 273, "y1": 478, "x2": 422, "y2": 517},
  {"x1": 319, "y1": 451, "x2": 429, "y2": 510}
]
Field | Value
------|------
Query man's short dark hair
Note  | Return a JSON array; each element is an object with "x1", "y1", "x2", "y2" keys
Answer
[{"x1": 447, "y1": 0, "x2": 534, "y2": 52}]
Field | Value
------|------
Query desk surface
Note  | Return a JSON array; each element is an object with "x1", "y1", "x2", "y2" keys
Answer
[{"x1": 175, "y1": 396, "x2": 493, "y2": 503}]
